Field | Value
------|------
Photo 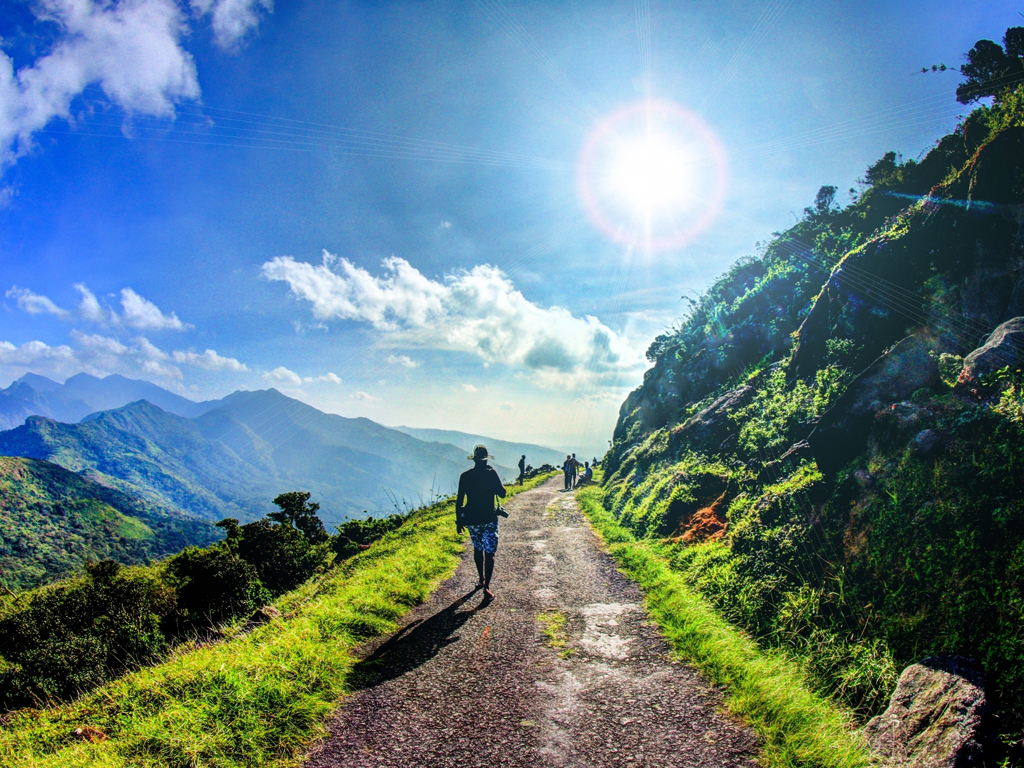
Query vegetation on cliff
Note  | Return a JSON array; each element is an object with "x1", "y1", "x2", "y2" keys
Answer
[{"x1": 602, "y1": 37, "x2": 1024, "y2": 761}]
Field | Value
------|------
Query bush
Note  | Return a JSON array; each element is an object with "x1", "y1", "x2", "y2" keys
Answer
[
  {"x1": 0, "y1": 561, "x2": 174, "y2": 709},
  {"x1": 165, "y1": 545, "x2": 268, "y2": 629},
  {"x1": 234, "y1": 519, "x2": 330, "y2": 595}
]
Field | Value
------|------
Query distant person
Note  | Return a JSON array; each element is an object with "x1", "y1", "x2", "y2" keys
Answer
[
  {"x1": 592, "y1": 457, "x2": 598, "y2": 468},
  {"x1": 575, "y1": 461, "x2": 593, "y2": 488},
  {"x1": 518, "y1": 454, "x2": 526, "y2": 485},
  {"x1": 456, "y1": 445, "x2": 507, "y2": 600},
  {"x1": 570, "y1": 453, "x2": 580, "y2": 489},
  {"x1": 563, "y1": 455, "x2": 572, "y2": 490}
]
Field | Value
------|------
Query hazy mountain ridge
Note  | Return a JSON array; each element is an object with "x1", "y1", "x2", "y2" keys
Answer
[
  {"x1": 0, "y1": 372, "x2": 218, "y2": 431},
  {"x1": 0, "y1": 389, "x2": 511, "y2": 526},
  {"x1": 391, "y1": 426, "x2": 568, "y2": 469},
  {"x1": 0, "y1": 455, "x2": 219, "y2": 590}
]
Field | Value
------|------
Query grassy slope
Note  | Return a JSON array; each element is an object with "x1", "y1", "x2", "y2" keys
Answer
[
  {"x1": 576, "y1": 479, "x2": 870, "y2": 768},
  {"x1": 0, "y1": 473, "x2": 553, "y2": 768}
]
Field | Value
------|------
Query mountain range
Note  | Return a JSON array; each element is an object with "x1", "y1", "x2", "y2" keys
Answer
[
  {"x1": 0, "y1": 374, "x2": 533, "y2": 527},
  {"x1": 0, "y1": 372, "x2": 218, "y2": 430},
  {"x1": 392, "y1": 426, "x2": 569, "y2": 469}
]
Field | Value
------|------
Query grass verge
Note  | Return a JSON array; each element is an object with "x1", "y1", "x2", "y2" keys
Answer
[
  {"x1": 0, "y1": 473, "x2": 555, "y2": 768},
  {"x1": 575, "y1": 484, "x2": 872, "y2": 768}
]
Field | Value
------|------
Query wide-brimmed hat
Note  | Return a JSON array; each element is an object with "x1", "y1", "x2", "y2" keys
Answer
[{"x1": 469, "y1": 444, "x2": 493, "y2": 461}]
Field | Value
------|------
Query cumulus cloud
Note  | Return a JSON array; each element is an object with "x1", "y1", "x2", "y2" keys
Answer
[
  {"x1": 119, "y1": 288, "x2": 188, "y2": 330},
  {"x1": 386, "y1": 354, "x2": 419, "y2": 369},
  {"x1": 462, "y1": 383, "x2": 478, "y2": 393},
  {"x1": 0, "y1": 0, "x2": 201, "y2": 170},
  {"x1": 8, "y1": 282, "x2": 188, "y2": 330},
  {"x1": 6, "y1": 286, "x2": 71, "y2": 319},
  {"x1": 263, "y1": 366, "x2": 302, "y2": 387},
  {"x1": 0, "y1": 339, "x2": 76, "y2": 368},
  {"x1": 172, "y1": 349, "x2": 248, "y2": 371},
  {"x1": 191, "y1": 0, "x2": 273, "y2": 50},
  {"x1": 262, "y1": 251, "x2": 643, "y2": 386},
  {"x1": 304, "y1": 372, "x2": 342, "y2": 384},
  {"x1": 0, "y1": 0, "x2": 275, "y2": 173},
  {"x1": 352, "y1": 391, "x2": 378, "y2": 402}
]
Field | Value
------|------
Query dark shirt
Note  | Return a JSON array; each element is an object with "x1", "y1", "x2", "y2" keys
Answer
[{"x1": 456, "y1": 461, "x2": 507, "y2": 526}]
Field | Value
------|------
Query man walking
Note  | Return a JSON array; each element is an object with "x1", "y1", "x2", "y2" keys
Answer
[
  {"x1": 518, "y1": 454, "x2": 526, "y2": 485},
  {"x1": 456, "y1": 445, "x2": 507, "y2": 599}
]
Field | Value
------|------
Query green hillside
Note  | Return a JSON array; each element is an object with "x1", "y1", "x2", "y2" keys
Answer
[
  {"x1": 0, "y1": 456, "x2": 218, "y2": 590},
  {"x1": 599, "y1": 67, "x2": 1024, "y2": 759}
]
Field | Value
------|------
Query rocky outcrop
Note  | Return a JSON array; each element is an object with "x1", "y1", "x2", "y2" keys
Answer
[
  {"x1": 671, "y1": 385, "x2": 754, "y2": 454},
  {"x1": 808, "y1": 335, "x2": 939, "y2": 474},
  {"x1": 864, "y1": 656, "x2": 987, "y2": 768},
  {"x1": 957, "y1": 316, "x2": 1024, "y2": 385}
]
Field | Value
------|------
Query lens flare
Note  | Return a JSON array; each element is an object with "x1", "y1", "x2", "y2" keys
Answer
[{"x1": 577, "y1": 100, "x2": 728, "y2": 251}]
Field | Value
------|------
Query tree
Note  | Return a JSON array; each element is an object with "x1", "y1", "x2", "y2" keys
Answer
[
  {"x1": 955, "y1": 30, "x2": 1024, "y2": 104},
  {"x1": 269, "y1": 491, "x2": 329, "y2": 544}
]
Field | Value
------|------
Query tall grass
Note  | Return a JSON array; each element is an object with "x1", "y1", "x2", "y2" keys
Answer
[
  {"x1": 576, "y1": 484, "x2": 871, "y2": 768},
  {"x1": 0, "y1": 474, "x2": 554, "y2": 768}
]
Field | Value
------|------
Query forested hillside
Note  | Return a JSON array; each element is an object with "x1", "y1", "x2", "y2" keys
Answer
[
  {"x1": 0, "y1": 456, "x2": 218, "y2": 590},
  {"x1": 601, "y1": 46, "x2": 1024, "y2": 760}
]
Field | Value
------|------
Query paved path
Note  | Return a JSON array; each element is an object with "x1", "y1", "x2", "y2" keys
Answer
[{"x1": 306, "y1": 477, "x2": 759, "y2": 768}]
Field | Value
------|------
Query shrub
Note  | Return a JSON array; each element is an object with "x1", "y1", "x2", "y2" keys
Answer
[
  {"x1": 0, "y1": 561, "x2": 174, "y2": 709},
  {"x1": 165, "y1": 545, "x2": 268, "y2": 630}
]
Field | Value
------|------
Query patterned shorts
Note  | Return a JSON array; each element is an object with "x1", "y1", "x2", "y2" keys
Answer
[{"x1": 468, "y1": 521, "x2": 499, "y2": 554}]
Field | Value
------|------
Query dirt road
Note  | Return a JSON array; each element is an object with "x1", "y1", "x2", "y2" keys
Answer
[{"x1": 305, "y1": 477, "x2": 759, "y2": 768}]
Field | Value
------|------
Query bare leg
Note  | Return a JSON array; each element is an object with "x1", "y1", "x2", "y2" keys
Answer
[
  {"x1": 483, "y1": 553, "x2": 495, "y2": 598},
  {"x1": 473, "y1": 548, "x2": 484, "y2": 589}
]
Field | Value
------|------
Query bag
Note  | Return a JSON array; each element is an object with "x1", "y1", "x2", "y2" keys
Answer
[{"x1": 496, "y1": 504, "x2": 509, "y2": 518}]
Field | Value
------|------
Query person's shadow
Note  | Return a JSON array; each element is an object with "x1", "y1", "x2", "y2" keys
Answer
[{"x1": 349, "y1": 590, "x2": 489, "y2": 689}]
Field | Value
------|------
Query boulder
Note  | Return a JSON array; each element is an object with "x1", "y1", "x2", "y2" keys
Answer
[
  {"x1": 808, "y1": 335, "x2": 939, "y2": 474},
  {"x1": 671, "y1": 385, "x2": 753, "y2": 454},
  {"x1": 864, "y1": 656, "x2": 987, "y2": 768},
  {"x1": 958, "y1": 317, "x2": 1024, "y2": 385}
]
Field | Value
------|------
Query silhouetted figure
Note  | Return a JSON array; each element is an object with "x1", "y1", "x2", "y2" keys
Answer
[
  {"x1": 518, "y1": 454, "x2": 526, "y2": 485},
  {"x1": 563, "y1": 454, "x2": 572, "y2": 490},
  {"x1": 570, "y1": 453, "x2": 580, "y2": 489},
  {"x1": 456, "y1": 445, "x2": 507, "y2": 599},
  {"x1": 575, "y1": 461, "x2": 593, "y2": 488}
]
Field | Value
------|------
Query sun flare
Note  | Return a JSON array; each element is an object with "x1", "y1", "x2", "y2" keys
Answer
[
  {"x1": 606, "y1": 132, "x2": 697, "y2": 218},
  {"x1": 577, "y1": 100, "x2": 728, "y2": 251}
]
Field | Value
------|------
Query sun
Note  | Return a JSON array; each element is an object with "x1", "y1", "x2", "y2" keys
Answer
[
  {"x1": 577, "y1": 100, "x2": 728, "y2": 251},
  {"x1": 606, "y1": 131, "x2": 697, "y2": 218}
]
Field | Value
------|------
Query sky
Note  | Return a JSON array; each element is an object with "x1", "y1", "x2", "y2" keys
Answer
[{"x1": 0, "y1": 0, "x2": 1017, "y2": 457}]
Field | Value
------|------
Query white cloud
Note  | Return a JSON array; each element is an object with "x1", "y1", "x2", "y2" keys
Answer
[
  {"x1": 9, "y1": 282, "x2": 188, "y2": 331},
  {"x1": 172, "y1": 348, "x2": 248, "y2": 371},
  {"x1": 0, "y1": 0, "x2": 201, "y2": 170},
  {"x1": 462, "y1": 383, "x2": 478, "y2": 393},
  {"x1": 70, "y1": 330, "x2": 129, "y2": 355},
  {"x1": 386, "y1": 354, "x2": 419, "y2": 369},
  {"x1": 352, "y1": 391, "x2": 379, "y2": 401},
  {"x1": 74, "y1": 283, "x2": 110, "y2": 323},
  {"x1": 440, "y1": 220, "x2": 452, "y2": 229},
  {"x1": 498, "y1": 401, "x2": 515, "y2": 411},
  {"x1": 6, "y1": 286, "x2": 70, "y2": 319},
  {"x1": 262, "y1": 251, "x2": 644, "y2": 386},
  {"x1": 120, "y1": 288, "x2": 188, "y2": 330},
  {"x1": 263, "y1": 366, "x2": 302, "y2": 387},
  {"x1": 303, "y1": 372, "x2": 342, "y2": 384},
  {"x1": 0, "y1": 339, "x2": 76, "y2": 367},
  {"x1": 191, "y1": 0, "x2": 273, "y2": 50}
]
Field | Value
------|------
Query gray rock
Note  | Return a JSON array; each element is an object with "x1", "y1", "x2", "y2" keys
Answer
[
  {"x1": 959, "y1": 317, "x2": 1024, "y2": 384},
  {"x1": 910, "y1": 429, "x2": 940, "y2": 455},
  {"x1": 672, "y1": 385, "x2": 753, "y2": 453},
  {"x1": 864, "y1": 656, "x2": 987, "y2": 768},
  {"x1": 808, "y1": 335, "x2": 939, "y2": 474}
]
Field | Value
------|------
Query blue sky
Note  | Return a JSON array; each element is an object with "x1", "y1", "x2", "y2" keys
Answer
[{"x1": 0, "y1": 0, "x2": 1016, "y2": 455}]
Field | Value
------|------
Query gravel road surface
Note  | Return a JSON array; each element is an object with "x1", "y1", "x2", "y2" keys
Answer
[{"x1": 305, "y1": 477, "x2": 759, "y2": 768}]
